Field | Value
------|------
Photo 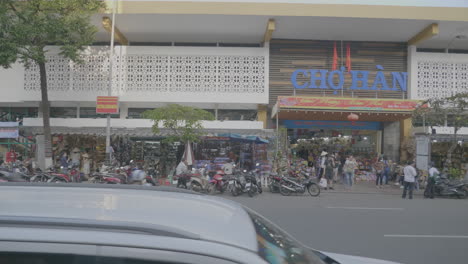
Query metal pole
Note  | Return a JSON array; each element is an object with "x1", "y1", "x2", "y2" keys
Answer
[
  {"x1": 106, "y1": 0, "x2": 116, "y2": 164},
  {"x1": 276, "y1": 112, "x2": 279, "y2": 154},
  {"x1": 341, "y1": 40, "x2": 344, "y2": 97}
]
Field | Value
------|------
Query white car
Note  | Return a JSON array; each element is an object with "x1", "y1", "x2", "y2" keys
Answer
[{"x1": 0, "y1": 183, "x2": 400, "y2": 264}]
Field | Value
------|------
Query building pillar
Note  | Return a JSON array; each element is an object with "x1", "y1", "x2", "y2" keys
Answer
[
  {"x1": 415, "y1": 133, "x2": 430, "y2": 171},
  {"x1": 37, "y1": 102, "x2": 43, "y2": 118},
  {"x1": 400, "y1": 118, "x2": 412, "y2": 161},
  {"x1": 257, "y1": 104, "x2": 268, "y2": 129},
  {"x1": 35, "y1": 134, "x2": 46, "y2": 170},
  {"x1": 119, "y1": 103, "x2": 128, "y2": 119},
  {"x1": 376, "y1": 131, "x2": 382, "y2": 155},
  {"x1": 383, "y1": 121, "x2": 401, "y2": 161},
  {"x1": 407, "y1": 45, "x2": 417, "y2": 99}
]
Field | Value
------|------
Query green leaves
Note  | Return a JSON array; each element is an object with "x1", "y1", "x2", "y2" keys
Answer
[
  {"x1": 0, "y1": 0, "x2": 104, "y2": 67},
  {"x1": 142, "y1": 104, "x2": 215, "y2": 144},
  {"x1": 413, "y1": 92, "x2": 468, "y2": 133}
]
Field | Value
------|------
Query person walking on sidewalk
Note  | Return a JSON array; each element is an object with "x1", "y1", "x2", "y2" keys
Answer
[
  {"x1": 343, "y1": 155, "x2": 358, "y2": 189},
  {"x1": 427, "y1": 162, "x2": 440, "y2": 199},
  {"x1": 318, "y1": 151, "x2": 327, "y2": 181},
  {"x1": 374, "y1": 159, "x2": 384, "y2": 188},
  {"x1": 325, "y1": 154, "x2": 335, "y2": 190},
  {"x1": 402, "y1": 161, "x2": 417, "y2": 199}
]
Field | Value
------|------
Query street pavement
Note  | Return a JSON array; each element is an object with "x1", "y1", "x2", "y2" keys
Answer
[{"x1": 220, "y1": 183, "x2": 468, "y2": 264}]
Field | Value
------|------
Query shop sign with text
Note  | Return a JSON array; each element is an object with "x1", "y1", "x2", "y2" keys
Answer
[
  {"x1": 96, "y1": 96, "x2": 119, "y2": 114},
  {"x1": 284, "y1": 120, "x2": 381, "y2": 130},
  {"x1": 278, "y1": 96, "x2": 420, "y2": 111},
  {"x1": 0, "y1": 122, "x2": 19, "y2": 138},
  {"x1": 291, "y1": 65, "x2": 407, "y2": 92}
]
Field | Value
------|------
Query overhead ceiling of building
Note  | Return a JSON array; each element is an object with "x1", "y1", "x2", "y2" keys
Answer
[{"x1": 92, "y1": 14, "x2": 468, "y2": 49}]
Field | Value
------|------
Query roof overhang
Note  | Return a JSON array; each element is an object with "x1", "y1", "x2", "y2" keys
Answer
[
  {"x1": 107, "y1": 1, "x2": 468, "y2": 22},
  {"x1": 272, "y1": 96, "x2": 421, "y2": 122}
]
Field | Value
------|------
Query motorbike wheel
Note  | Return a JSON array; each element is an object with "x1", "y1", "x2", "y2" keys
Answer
[
  {"x1": 190, "y1": 182, "x2": 202, "y2": 193},
  {"x1": 456, "y1": 189, "x2": 467, "y2": 199},
  {"x1": 307, "y1": 183, "x2": 320, "y2": 197},
  {"x1": 208, "y1": 183, "x2": 217, "y2": 194},
  {"x1": 30, "y1": 175, "x2": 41, "y2": 182},
  {"x1": 51, "y1": 178, "x2": 66, "y2": 183},
  {"x1": 258, "y1": 185, "x2": 263, "y2": 194},
  {"x1": 423, "y1": 188, "x2": 430, "y2": 198},
  {"x1": 280, "y1": 182, "x2": 292, "y2": 196},
  {"x1": 89, "y1": 177, "x2": 98, "y2": 184},
  {"x1": 248, "y1": 186, "x2": 255, "y2": 197},
  {"x1": 268, "y1": 184, "x2": 274, "y2": 193},
  {"x1": 231, "y1": 186, "x2": 240, "y2": 197}
]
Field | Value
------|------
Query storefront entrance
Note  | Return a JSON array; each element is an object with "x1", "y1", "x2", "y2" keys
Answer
[
  {"x1": 272, "y1": 96, "x2": 420, "y2": 162},
  {"x1": 290, "y1": 128, "x2": 379, "y2": 158}
]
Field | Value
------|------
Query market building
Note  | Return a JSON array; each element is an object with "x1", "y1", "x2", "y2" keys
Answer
[{"x1": 1, "y1": 0, "x2": 467, "y2": 172}]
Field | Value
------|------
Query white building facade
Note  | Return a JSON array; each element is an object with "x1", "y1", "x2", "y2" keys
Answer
[{"x1": 1, "y1": 0, "x2": 468, "y2": 166}]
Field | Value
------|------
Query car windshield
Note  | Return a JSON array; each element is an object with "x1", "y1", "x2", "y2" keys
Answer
[{"x1": 245, "y1": 207, "x2": 324, "y2": 264}]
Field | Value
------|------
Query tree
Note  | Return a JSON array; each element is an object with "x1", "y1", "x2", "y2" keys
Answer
[
  {"x1": 0, "y1": 0, "x2": 104, "y2": 168},
  {"x1": 413, "y1": 92, "x2": 468, "y2": 169},
  {"x1": 142, "y1": 104, "x2": 215, "y2": 144}
]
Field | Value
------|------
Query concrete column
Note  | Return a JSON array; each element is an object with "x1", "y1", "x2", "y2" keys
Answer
[
  {"x1": 400, "y1": 118, "x2": 412, "y2": 161},
  {"x1": 257, "y1": 104, "x2": 268, "y2": 129},
  {"x1": 415, "y1": 133, "x2": 431, "y2": 171},
  {"x1": 407, "y1": 45, "x2": 417, "y2": 99},
  {"x1": 38, "y1": 102, "x2": 43, "y2": 118},
  {"x1": 35, "y1": 134, "x2": 46, "y2": 170},
  {"x1": 119, "y1": 103, "x2": 128, "y2": 119},
  {"x1": 376, "y1": 131, "x2": 382, "y2": 155},
  {"x1": 383, "y1": 121, "x2": 401, "y2": 161}
]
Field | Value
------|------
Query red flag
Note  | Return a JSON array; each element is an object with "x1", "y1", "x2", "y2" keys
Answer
[
  {"x1": 346, "y1": 43, "x2": 352, "y2": 72},
  {"x1": 332, "y1": 42, "x2": 338, "y2": 71}
]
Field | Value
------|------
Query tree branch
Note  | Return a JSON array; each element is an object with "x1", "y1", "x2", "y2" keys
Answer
[{"x1": 8, "y1": 1, "x2": 27, "y2": 22}]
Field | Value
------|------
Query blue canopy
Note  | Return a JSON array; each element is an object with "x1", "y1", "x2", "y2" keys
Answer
[{"x1": 217, "y1": 133, "x2": 269, "y2": 144}]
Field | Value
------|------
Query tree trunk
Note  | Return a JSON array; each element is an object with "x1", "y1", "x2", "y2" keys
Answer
[
  {"x1": 38, "y1": 61, "x2": 53, "y2": 168},
  {"x1": 445, "y1": 129, "x2": 458, "y2": 170}
]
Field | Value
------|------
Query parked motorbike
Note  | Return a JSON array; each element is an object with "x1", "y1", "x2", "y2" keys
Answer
[
  {"x1": 189, "y1": 175, "x2": 214, "y2": 193},
  {"x1": 279, "y1": 176, "x2": 320, "y2": 197},
  {"x1": 424, "y1": 175, "x2": 466, "y2": 199},
  {"x1": 143, "y1": 174, "x2": 158, "y2": 186},
  {"x1": 0, "y1": 170, "x2": 30, "y2": 182},
  {"x1": 231, "y1": 170, "x2": 262, "y2": 197},
  {"x1": 176, "y1": 173, "x2": 192, "y2": 189},
  {"x1": 29, "y1": 169, "x2": 52, "y2": 182},
  {"x1": 89, "y1": 172, "x2": 121, "y2": 184},
  {"x1": 47, "y1": 167, "x2": 71, "y2": 183},
  {"x1": 0, "y1": 163, "x2": 32, "y2": 182},
  {"x1": 267, "y1": 173, "x2": 282, "y2": 193},
  {"x1": 209, "y1": 170, "x2": 227, "y2": 194}
]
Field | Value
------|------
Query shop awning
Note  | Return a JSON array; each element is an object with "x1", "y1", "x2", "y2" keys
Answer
[
  {"x1": 272, "y1": 96, "x2": 422, "y2": 122},
  {"x1": 215, "y1": 133, "x2": 269, "y2": 144},
  {"x1": 24, "y1": 127, "x2": 275, "y2": 138}
]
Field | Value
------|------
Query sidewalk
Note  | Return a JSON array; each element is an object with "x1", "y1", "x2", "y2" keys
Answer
[{"x1": 323, "y1": 181, "x2": 423, "y2": 196}]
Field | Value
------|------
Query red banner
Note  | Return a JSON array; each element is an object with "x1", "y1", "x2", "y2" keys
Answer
[
  {"x1": 96, "y1": 96, "x2": 119, "y2": 114},
  {"x1": 278, "y1": 96, "x2": 421, "y2": 111}
]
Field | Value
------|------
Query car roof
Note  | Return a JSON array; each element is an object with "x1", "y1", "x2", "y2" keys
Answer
[{"x1": 0, "y1": 183, "x2": 258, "y2": 251}]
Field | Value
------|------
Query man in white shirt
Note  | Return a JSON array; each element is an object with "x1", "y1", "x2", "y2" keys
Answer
[
  {"x1": 402, "y1": 161, "x2": 418, "y2": 199},
  {"x1": 427, "y1": 162, "x2": 440, "y2": 199}
]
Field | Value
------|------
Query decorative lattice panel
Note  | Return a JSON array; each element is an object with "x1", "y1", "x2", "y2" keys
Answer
[
  {"x1": 24, "y1": 53, "x2": 266, "y2": 94},
  {"x1": 416, "y1": 60, "x2": 468, "y2": 99}
]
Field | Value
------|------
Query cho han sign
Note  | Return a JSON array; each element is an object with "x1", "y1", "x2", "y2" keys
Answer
[{"x1": 291, "y1": 65, "x2": 407, "y2": 92}]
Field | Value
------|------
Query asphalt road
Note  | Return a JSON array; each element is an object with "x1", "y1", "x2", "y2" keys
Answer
[{"x1": 223, "y1": 190, "x2": 468, "y2": 264}]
